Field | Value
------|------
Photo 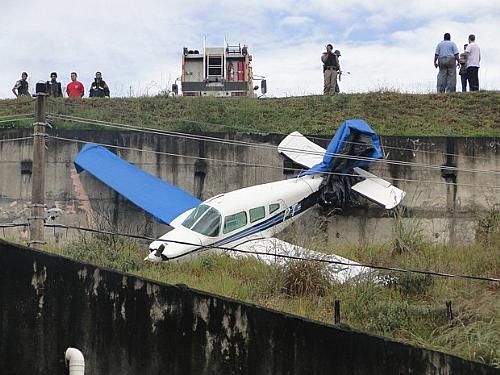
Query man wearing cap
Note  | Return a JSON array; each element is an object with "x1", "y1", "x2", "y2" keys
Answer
[
  {"x1": 321, "y1": 44, "x2": 339, "y2": 95},
  {"x1": 434, "y1": 33, "x2": 459, "y2": 93},
  {"x1": 66, "y1": 72, "x2": 85, "y2": 98},
  {"x1": 12, "y1": 72, "x2": 30, "y2": 97},
  {"x1": 46, "y1": 72, "x2": 63, "y2": 97}
]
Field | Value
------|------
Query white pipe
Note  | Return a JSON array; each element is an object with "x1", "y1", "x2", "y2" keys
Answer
[{"x1": 65, "y1": 347, "x2": 85, "y2": 375}]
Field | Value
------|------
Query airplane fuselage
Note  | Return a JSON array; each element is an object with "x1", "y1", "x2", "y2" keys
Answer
[{"x1": 147, "y1": 174, "x2": 324, "y2": 262}]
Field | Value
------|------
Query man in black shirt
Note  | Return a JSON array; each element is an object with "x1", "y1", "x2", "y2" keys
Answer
[
  {"x1": 46, "y1": 72, "x2": 63, "y2": 97},
  {"x1": 89, "y1": 72, "x2": 110, "y2": 98},
  {"x1": 321, "y1": 44, "x2": 339, "y2": 95},
  {"x1": 12, "y1": 72, "x2": 29, "y2": 97}
]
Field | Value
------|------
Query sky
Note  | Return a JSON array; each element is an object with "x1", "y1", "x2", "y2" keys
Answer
[{"x1": 0, "y1": 0, "x2": 499, "y2": 98}]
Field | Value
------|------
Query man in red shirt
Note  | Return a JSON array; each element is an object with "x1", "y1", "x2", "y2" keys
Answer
[{"x1": 66, "y1": 72, "x2": 84, "y2": 98}]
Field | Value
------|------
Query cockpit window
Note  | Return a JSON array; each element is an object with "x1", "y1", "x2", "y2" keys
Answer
[
  {"x1": 182, "y1": 204, "x2": 210, "y2": 228},
  {"x1": 190, "y1": 207, "x2": 221, "y2": 237}
]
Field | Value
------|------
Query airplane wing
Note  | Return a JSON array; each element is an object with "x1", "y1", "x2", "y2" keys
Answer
[
  {"x1": 231, "y1": 238, "x2": 372, "y2": 284},
  {"x1": 74, "y1": 144, "x2": 201, "y2": 225},
  {"x1": 278, "y1": 131, "x2": 326, "y2": 169}
]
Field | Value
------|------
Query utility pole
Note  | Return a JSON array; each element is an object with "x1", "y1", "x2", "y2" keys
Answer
[{"x1": 29, "y1": 83, "x2": 48, "y2": 249}]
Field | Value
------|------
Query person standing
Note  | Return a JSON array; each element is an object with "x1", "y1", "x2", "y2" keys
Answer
[
  {"x1": 321, "y1": 44, "x2": 339, "y2": 95},
  {"x1": 434, "y1": 33, "x2": 459, "y2": 93},
  {"x1": 46, "y1": 72, "x2": 63, "y2": 97},
  {"x1": 465, "y1": 34, "x2": 481, "y2": 91},
  {"x1": 89, "y1": 71, "x2": 110, "y2": 98},
  {"x1": 333, "y1": 50, "x2": 342, "y2": 93},
  {"x1": 66, "y1": 72, "x2": 85, "y2": 98},
  {"x1": 458, "y1": 44, "x2": 468, "y2": 92},
  {"x1": 12, "y1": 72, "x2": 30, "y2": 97}
]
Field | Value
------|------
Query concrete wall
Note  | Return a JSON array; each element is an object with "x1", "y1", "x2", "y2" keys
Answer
[
  {"x1": 0, "y1": 129, "x2": 498, "y2": 245},
  {"x1": 0, "y1": 239, "x2": 497, "y2": 375}
]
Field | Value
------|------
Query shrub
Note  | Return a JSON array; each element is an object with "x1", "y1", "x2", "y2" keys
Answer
[
  {"x1": 383, "y1": 271, "x2": 435, "y2": 296},
  {"x1": 390, "y1": 205, "x2": 424, "y2": 255},
  {"x1": 64, "y1": 234, "x2": 142, "y2": 273},
  {"x1": 282, "y1": 260, "x2": 330, "y2": 297}
]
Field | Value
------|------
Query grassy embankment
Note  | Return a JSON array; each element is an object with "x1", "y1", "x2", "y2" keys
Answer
[
  {"x1": 0, "y1": 91, "x2": 499, "y2": 136},
  {"x1": 35, "y1": 207, "x2": 498, "y2": 367},
  {"x1": 1, "y1": 92, "x2": 499, "y2": 366}
]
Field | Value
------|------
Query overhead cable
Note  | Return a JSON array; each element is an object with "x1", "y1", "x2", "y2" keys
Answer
[
  {"x1": 47, "y1": 113, "x2": 500, "y2": 176},
  {"x1": 43, "y1": 223, "x2": 500, "y2": 284},
  {"x1": 0, "y1": 117, "x2": 34, "y2": 124},
  {"x1": 0, "y1": 136, "x2": 33, "y2": 143},
  {"x1": 47, "y1": 135, "x2": 500, "y2": 189}
]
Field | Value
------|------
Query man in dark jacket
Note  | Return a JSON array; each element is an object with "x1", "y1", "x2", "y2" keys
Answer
[
  {"x1": 321, "y1": 44, "x2": 339, "y2": 95},
  {"x1": 46, "y1": 72, "x2": 63, "y2": 97},
  {"x1": 89, "y1": 72, "x2": 110, "y2": 97}
]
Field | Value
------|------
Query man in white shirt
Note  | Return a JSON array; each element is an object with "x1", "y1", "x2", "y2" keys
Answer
[{"x1": 465, "y1": 34, "x2": 481, "y2": 91}]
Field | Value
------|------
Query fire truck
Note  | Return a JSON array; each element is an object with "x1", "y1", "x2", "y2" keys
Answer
[{"x1": 175, "y1": 39, "x2": 266, "y2": 97}]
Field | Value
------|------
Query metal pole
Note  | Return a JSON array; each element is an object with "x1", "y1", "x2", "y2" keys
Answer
[
  {"x1": 29, "y1": 90, "x2": 47, "y2": 249},
  {"x1": 334, "y1": 300, "x2": 341, "y2": 324}
]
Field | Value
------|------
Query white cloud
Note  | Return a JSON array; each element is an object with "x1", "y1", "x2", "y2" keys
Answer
[
  {"x1": 0, "y1": 0, "x2": 499, "y2": 98},
  {"x1": 280, "y1": 16, "x2": 312, "y2": 26}
]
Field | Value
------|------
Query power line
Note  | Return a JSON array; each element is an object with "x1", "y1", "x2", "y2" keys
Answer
[
  {"x1": 0, "y1": 117, "x2": 34, "y2": 124},
  {"x1": 49, "y1": 102, "x2": 498, "y2": 162},
  {"x1": 0, "y1": 223, "x2": 28, "y2": 228},
  {"x1": 47, "y1": 113, "x2": 500, "y2": 176},
  {"x1": 43, "y1": 223, "x2": 500, "y2": 283},
  {"x1": 0, "y1": 136, "x2": 33, "y2": 143},
  {"x1": 0, "y1": 113, "x2": 35, "y2": 120},
  {"x1": 47, "y1": 134, "x2": 500, "y2": 189},
  {"x1": 345, "y1": 139, "x2": 496, "y2": 162}
]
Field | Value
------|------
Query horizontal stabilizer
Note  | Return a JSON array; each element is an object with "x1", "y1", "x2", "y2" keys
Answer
[
  {"x1": 74, "y1": 144, "x2": 201, "y2": 225},
  {"x1": 233, "y1": 238, "x2": 372, "y2": 284},
  {"x1": 278, "y1": 131, "x2": 326, "y2": 169},
  {"x1": 352, "y1": 167, "x2": 405, "y2": 209}
]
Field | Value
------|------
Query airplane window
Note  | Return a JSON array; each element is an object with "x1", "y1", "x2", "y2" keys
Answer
[
  {"x1": 249, "y1": 206, "x2": 265, "y2": 223},
  {"x1": 182, "y1": 204, "x2": 210, "y2": 229},
  {"x1": 223, "y1": 211, "x2": 247, "y2": 234},
  {"x1": 191, "y1": 207, "x2": 221, "y2": 237},
  {"x1": 269, "y1": 203, "x2": 280, "y2": 214}
]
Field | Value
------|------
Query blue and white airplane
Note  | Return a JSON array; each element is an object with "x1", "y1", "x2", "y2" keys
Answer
[{"x1": 75, "y1": 119, "x2": 405, "y2": 283}]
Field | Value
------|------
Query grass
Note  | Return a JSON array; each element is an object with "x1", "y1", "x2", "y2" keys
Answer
[
  {"x1": 1, "y1": 91, "x2": 499, "y2": 136},
  {"x1": 39, "y1": 210, "x2": 499, "y2": 367}
]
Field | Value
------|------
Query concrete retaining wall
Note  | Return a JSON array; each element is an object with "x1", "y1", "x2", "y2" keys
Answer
[
  {"x1": 0, "y1": 239, "x2": 497, "y2": 374},
  {"x1": 0, "y1": 129, "x2": 498, "y2": 245}
]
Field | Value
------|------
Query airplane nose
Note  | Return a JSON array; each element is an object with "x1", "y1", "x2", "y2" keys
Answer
[{"x1": 145, "y1": 244, "x2": 168, "y2": 262}]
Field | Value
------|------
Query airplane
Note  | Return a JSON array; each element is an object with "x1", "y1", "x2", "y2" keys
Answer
[{"x1": 74, "y1": 119, "x2": 406, "y2": 283}]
